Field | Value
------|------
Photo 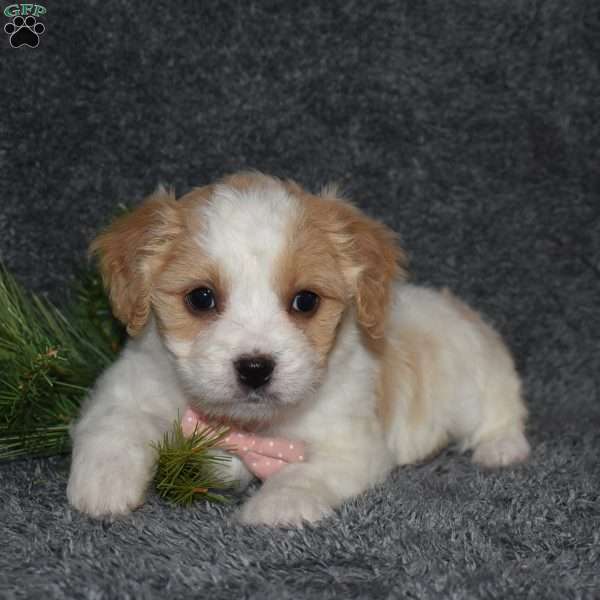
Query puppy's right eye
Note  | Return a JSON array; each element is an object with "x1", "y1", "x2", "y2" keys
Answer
[{"x1": 185, "y1": 287, "x2": 216, "y2": 312}]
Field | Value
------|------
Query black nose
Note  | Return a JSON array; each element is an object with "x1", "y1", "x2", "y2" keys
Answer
[{"x1": 234, "y1": 355, "x2": 275, "y2": 389}]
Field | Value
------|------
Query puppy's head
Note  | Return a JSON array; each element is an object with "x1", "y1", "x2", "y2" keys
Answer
[{"x1": 92, "y1": 173, "x2": 406, "y2": 423}]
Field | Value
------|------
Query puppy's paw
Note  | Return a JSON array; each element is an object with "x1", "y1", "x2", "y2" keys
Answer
[
  {"x1": 67, "y1": 442, "x2": 154, "y2": 518},
  {"x1": 210, "y1": 451, "x2": 254, "y2": 492},
  {"x1": 238, "y1": 485, "x2": 334, "y2": 528},
  {"x1": 473, "y1": 430, "x2": 530, "y2": 468}
]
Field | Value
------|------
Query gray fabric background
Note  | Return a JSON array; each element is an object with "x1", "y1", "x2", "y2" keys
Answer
[{"x1": 1, "y1": 1, "x2": 599, "y2": 598}]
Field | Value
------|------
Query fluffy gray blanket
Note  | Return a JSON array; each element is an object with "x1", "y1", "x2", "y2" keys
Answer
[{"x1": 1, "y1": 1, "x2": 598, "y2": 597}]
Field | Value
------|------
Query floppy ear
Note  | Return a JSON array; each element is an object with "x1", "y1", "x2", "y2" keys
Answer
[
  {"x1": 319, "y1": 189, "x2": 408, "y2": 341},
  {"x1": 90, "y1": 187, "x2": 183, "y2": 336}
]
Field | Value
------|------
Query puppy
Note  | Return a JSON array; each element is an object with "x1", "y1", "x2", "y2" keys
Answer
[{"x1": 67, "y1": 172, "x2": 530, "y2": 526}]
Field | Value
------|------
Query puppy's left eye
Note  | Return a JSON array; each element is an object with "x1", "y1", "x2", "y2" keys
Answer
[{"x1": 291, "y1": 290, "x2": 320, "y2": 314}]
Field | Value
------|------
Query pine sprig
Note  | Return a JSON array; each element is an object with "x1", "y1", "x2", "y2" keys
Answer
[
  {"x1": 0, "y1": 263, "x2": 119, "y2": 459},
  {"x1": 153, "y1": 421, "x2": 234, "y2": 505}
]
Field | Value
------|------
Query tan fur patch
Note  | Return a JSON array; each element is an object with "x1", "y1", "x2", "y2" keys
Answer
[
  {"x1": 377, "y1": 329, "x2": 449, "y2": 459},
  {"x1": 377, "y1": 330, "x2": 433, "y2": 427},
  {"x1": 177, "y1": 184, "x2": 215, "y2": 209},
  {"x1": 90, "y1": 188, "x2": 184, "y2": 336},
  {"x1": 152, "y1": 237, "x2": 229, "y2": 343},
  {"x1": 275, "y1": 205, "x2": 349, "y2": 366},
  {"x1": 91, "y1": 185, "x2": 219, "y2": 339},
  {"x1": 274, "y1": 180, "x2": 408, "y2": 365},
  {"x1": 284, "y1": 182, "x2": 408, "y2": 348},
  {"x1": 220, "y1": 171, "x2": 278, "y2": 194}
]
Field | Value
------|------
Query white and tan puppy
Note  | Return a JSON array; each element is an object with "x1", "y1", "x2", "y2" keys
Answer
[{"x1": 67, "y1": 172, "x2": 530, "y2": 526}]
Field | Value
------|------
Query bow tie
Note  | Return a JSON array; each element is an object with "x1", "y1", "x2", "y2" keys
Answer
[{"x1": 181, "y1": 407, "x2": 306, "y2": 480}]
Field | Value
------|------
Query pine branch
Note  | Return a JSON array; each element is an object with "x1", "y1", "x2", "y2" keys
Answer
[{"x1": 0, "y1": 263, "x2": 120, "y2": 459}]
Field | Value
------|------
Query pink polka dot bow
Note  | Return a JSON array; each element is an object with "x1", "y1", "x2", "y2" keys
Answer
[{"x1": 181, "y1": 407, "x2": 306, "y2": 480}]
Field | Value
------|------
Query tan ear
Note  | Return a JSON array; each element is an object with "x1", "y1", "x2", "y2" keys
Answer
[
  {"x1": 318, "y1": 189, "x2": 408, "y2": 342},
  {"x1": 90, "y1": 187, "x2": 183, "y2": 336}
]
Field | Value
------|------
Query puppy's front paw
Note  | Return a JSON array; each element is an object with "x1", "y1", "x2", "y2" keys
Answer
[
  {"x1": 210, "y1": 451, "x2": 254, "y2": 492},
  {"x1": 67, "y1": 442, "x2": 155, "y2": 518},
  {"x1": 238, "y1": 485, "x2": 334, "y2": 528}
]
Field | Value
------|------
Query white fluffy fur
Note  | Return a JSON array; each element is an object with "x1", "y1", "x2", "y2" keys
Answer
[{"x1": 67, "y1": 177, "x2": 529, "y2": 525}]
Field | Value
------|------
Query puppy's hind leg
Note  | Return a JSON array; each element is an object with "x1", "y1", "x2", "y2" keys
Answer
[
  {"x1": 472, "y1": 429, "x2": 530, "y2": 468},
  {"x1": 436, "y1": 288, "x2": 532, "y2": 469},
  {"x1": 469, "y1": 370, "x2": 530, "y2": 469}
]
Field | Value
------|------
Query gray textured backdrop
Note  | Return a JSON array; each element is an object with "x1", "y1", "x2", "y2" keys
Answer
[{"x1": 1, "y1": 1, "x2": 599, "y2": 598}]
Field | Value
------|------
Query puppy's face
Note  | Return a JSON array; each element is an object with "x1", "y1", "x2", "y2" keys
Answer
[{"x1": 92, "y1": 173, "x2": 405, "y2": 424}]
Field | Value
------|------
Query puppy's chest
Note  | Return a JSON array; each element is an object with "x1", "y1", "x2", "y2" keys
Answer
[{"x1": 265, "y1": 402, "x2": 381, "y2": 454}]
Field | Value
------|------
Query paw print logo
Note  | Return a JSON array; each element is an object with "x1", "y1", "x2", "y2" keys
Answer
[{"x1": 4, "y1": 15, "x2": 45, "y2": 48}]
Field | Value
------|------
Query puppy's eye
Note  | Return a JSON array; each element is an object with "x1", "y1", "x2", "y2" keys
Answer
[
  {"x1": 185, "y1": 287, "x2": 216, "y2": 312},
  {"x1": 291, "y1": 290, "x2": 320, "y2": 314}
]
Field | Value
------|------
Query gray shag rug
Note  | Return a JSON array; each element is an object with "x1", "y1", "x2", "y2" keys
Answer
[{"x1": 1, "y1": 1, "x2": 599, "y2": 598}]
